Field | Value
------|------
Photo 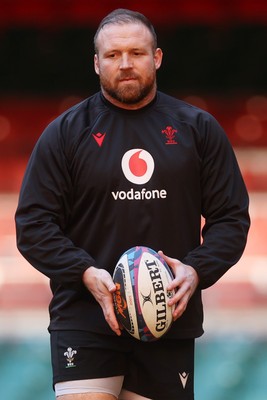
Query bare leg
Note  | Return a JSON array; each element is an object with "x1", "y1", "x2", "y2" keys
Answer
[
  {"x1": 57, "y1": 393, "x2": 117, "y2": 400},
  {"x1": 119, "y1": 389, "x2": 152, "y2": 400}
]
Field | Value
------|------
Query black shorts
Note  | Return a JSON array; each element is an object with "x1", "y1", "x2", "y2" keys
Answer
[{"x1": 50, "y1": 330, "x2": 195, "y2": 400}]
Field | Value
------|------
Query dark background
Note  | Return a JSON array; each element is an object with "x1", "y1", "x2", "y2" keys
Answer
[
  {"x1": 1, "y1": 1, "x2": 267, "y2": 95},
  {"x1": 0, "y1": 0, "x2": 267, "y2": 178}
]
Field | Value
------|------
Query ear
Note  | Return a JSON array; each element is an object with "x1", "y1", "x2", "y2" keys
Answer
[
  {"x1": 154, "y1": 48, "x2": 163, "y2": 70},
  {"x1": 94, "y1": 54, "x2": 100, "y2": 75}
]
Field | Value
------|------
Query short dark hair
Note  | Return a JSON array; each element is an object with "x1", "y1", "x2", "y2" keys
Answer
[{"x1": 94, "y1": 8, "x2": 158, "y2": 53}]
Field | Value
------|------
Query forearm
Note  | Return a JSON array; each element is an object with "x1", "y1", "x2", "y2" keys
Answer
[
  {"x1": 15, "y1": 207, "x2": 96, "y2": 289},
  {"x1": 183, "y1": 208, "x2": 250, "y2": 289}
]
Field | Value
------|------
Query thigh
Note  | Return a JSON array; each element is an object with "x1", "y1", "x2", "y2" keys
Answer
[
  {"x1": 122, "y1": 338, "x2": 195, "y2": 400},
  {"x1": 119, "y1": 389, "x2": 151, "y2": 399},
  {"x1": 55, "y1": 377, "x2": 124, "y2": 399},
  {"x1": 56, "y1": 394, "x2": 116, "y2": 399}
]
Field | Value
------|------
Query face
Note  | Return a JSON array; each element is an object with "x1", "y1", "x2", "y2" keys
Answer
[{"x1": 94, "y1": 22, "x2": 163, "y2": 109}]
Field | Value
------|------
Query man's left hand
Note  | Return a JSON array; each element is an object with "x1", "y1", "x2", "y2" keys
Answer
[{"x1": 158, "y1": 250, "x2": 199, "y2": 321}]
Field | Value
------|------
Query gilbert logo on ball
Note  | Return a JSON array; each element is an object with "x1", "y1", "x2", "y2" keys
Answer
[{"x1": 113, "y1": 246, "x2": 175, "y2": 342}]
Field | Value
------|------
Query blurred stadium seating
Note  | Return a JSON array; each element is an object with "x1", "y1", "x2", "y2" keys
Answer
[{"x1": 0, "y1": 1, "x2": 267, "y2": 399}]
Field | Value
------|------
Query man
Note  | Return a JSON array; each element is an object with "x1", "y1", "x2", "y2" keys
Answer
[{"x1": 15, "y1": 8, "x2": 250, "y2": 400}]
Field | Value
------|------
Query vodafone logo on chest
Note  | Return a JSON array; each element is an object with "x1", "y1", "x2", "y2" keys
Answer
[
  {"x1": 121, "y1": 149, "x2": 154, "y2": 184},
  {"x1": 112, "y1": 149, "x2": 167, "y2": 201}
]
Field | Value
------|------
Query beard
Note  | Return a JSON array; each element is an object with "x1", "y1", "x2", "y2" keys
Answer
[{"x1": 99, "y1": 70, "x2": 157, "y2": 105}]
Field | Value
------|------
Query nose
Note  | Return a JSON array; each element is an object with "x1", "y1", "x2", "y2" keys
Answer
[{"x1": 119, "y1": 53, "x2": 133, "y2": 69}]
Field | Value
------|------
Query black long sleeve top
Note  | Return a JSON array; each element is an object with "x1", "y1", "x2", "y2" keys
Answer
[{"x1": 15, "y1": 91, "x2": 250, "y2": 338}]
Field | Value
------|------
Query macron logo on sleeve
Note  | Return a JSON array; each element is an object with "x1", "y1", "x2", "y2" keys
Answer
[{"x1": 92, "y1": 132, "x2": 106, "y2": 147}]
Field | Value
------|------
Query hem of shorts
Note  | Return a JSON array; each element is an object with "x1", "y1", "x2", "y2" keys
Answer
[
  {"x1": 53, "y1": 372, "x2": 125, "y2": 389},
  {"x1": 122, "y1": 385, "x2": 194, "y2": 400}
]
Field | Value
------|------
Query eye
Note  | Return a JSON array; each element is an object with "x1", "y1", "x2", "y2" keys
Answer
[
  {"x1": 104, "y1": 51, "x2": 118, "y2": 59},
  {"x1": 133, "y1": 51, "x2": 142, "y2": 56}
]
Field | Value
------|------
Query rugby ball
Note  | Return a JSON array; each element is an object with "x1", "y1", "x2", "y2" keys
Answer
[{"x1": 113, "y1": 246, "x2": 175, "y2": 342}]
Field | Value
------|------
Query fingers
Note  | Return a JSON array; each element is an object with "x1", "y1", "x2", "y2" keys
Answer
[
  {"x1": 83, "y1": 267, "x2": 121, "y2": 336},
  {"x1": 158, "y1": 250, "x2": 185, "y2": 290},
  {"x1": 158, "y1": 250, "x2": 181, "y2": 284},
  {"x1": 158, "y1": 250, "x2": 176, "y2": 271},
  {"x1": 168, "y1": 281, "x2": 192, "y2": 321},
  {"x1": 100, "y1": 295, "x2": 122, "y2": 336},
  {"x1": 158, "y1": 250, "x2": 199, "y2": 321}
]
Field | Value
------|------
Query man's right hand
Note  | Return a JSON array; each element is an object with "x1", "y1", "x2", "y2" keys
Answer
[{"x1": 82, "y1": 267, "x2": 121, "y2": 336}]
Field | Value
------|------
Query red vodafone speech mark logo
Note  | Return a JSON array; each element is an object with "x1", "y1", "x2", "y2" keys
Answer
[{"x1": 121, "y1": 149, "x2": 155, "y2": 184}]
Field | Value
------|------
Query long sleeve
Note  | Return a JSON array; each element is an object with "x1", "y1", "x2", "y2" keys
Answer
[
  {"x1": 15, "y1": 117, "x2": 97, "y2": 289},
  {"x1": 183, "y1": 115, "x2": 250, "y2": 289}
]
